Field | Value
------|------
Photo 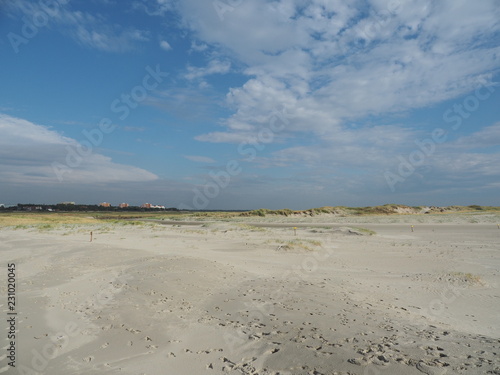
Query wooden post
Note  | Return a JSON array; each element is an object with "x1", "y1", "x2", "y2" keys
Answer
[
  {"x1": 90, "y1": 231, "x2": 93, "y2": 242},
  {"x1": 411, "y1": 225, "x2": 414, "y2": 232}
]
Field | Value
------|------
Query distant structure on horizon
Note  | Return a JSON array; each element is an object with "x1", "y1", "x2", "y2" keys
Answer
[
  {"x1": 59, "y1": 201, "x2": 75, "y2": 205},
  {"x1": 99, "y1": 202, "x2": 111, "y2": 207},
  {"x1": 141, "y1": 203, "x2": 165, "y2": 209},
  {"x1": 119, "y1": 203, "x2": 129, "y2": 208}
]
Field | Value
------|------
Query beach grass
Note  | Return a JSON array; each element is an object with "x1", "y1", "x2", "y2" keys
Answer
[
  {"x1": 0, "y1": 212, "x2": 99, "y2": 227},
  {"x1": 352, "y1": 227, "x2": 377, "y2": 235}
]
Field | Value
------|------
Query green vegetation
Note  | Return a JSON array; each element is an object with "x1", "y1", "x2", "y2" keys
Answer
[
  {"x1": 468, "y1": 205, "x2": 483, "y2": 211},
  {"x1": 352, "y1": 227, "x2": 376, "y2": 235},
  {"x1": 352, "y1": 204, "x2": 402, "y2": 215},
  {"x1": 236, "y1": 224, "x2": 268, "y2": 232},
  {"x1": 1, "y1": 205, "x2": 499, "y2": 229},
  {"x1": 240, "y1": 206, "x2": 339, "y2": 217},
  {"x1": 13, "y1": 224, "x2": 31, "y2": 230},
  {"x1": 241, "y1": 208, "x2": 270, "y2": 217},
  {"x1": 0, "y1": 212, "x2": 99, "y2": 227},
  {"x1": 37, "y1": 224, "x2": 56, "y2": 231},
  {"x1": 239, "y1": 204, "x2": 500, "y2": 217}
]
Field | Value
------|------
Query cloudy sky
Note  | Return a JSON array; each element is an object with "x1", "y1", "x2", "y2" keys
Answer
[{"x1": 0, "y1": 0, "x2": 499, "y2": 209}]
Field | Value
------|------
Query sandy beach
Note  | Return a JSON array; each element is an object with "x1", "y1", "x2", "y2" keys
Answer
[{"x1": 1, "y1": 213, "x2": 499, "y2": 375}]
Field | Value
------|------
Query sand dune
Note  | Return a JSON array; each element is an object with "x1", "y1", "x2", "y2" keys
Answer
[{"x1": 1, "y1": 216, "x2": 499, "y2": 374}]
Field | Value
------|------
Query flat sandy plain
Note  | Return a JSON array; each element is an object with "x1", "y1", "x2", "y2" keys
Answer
[{"x1": 1, "y1": 212, "x2": 499, "y2": 375}]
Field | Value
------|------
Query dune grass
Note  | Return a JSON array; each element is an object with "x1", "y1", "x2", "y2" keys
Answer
[
  {"x1": 2, "y1": 205, "x2": 499, "y2": 229},
  {"x1": 0, "y1": 212, "x2": 99, "y2": 227},
  {"x1": 352, "y1": 227, "x2": 377, "y2": 235},
  {"x1": 236, "y1": 223, "x2": 268, "y2": 232},
  {"x1": 238, "y1": 205, "x2": 500, "y2": 217}
]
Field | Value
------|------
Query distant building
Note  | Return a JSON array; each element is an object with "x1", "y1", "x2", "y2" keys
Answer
[
  {"x1": 25, "y1": 206, "x2": 42, "y2": 211},
  {"x1": 119, "y1": 203, "x2": 129, "y2": 208},
  {"x1": 99, "y1": 202, "x2": 111, "y2": 207},
  {"x1": 151, "y1": 205, "x2": 165, "y2": 209},
  {"x1": 141, "y1": 203, "x2": 152, "y2": 209},
  {"x1": 59, "y1": 202, "x2": 75, "y2": 205}
]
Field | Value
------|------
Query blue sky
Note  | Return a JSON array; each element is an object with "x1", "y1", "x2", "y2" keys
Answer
[{"x1": 0, "y1": 0, "x2": 499, "y2": 209}]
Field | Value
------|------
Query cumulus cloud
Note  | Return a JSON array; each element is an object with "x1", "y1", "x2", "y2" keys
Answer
[
  {"x1": 175, "y1": 0, "x2": 499, "y2": 140},
  {"x1": 173, "y1": 0, "x2": 500, "y2": 194}
]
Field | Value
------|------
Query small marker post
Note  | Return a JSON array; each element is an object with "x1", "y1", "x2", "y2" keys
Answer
[
  {"x1": 293, "y1": 227, "x2": 297, "y2": 236},
  {"x1": 411, "y1": 225, "x2": 414, "y2": 232},
  {"x1": 90, "y1": 231, "x2": 93, "y2": 242}
]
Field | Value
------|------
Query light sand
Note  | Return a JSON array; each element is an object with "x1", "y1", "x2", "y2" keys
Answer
[{"x1": 1, "y1": 216, "x2": 499, "y2": 374}]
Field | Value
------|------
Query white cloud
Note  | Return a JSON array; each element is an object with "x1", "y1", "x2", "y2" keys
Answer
[
  {"x1": 131, "y1": 0, "x2": 500, "y2": 203},
  {"x1": 190, "y1": 41, "x2": 208, "y2": 52},
  {"x1": 0, "y1": 114, "x2": 158, "y2": 186},
  {"x1": 73, "y1": 26, "x2": 149, "y2": 52},
  {"x1": 159, "y1": 39, "x2": 172, "y2": 50},
  {"x1": 180, "y1": 0, "x2": 499, "y2": 170},
  {"x1": 184, "y1": 59, "x2": 231, "y2": 80},
  {"x1": 133, "y1": 0, "x2": 175, "y2": 16},
  {"x1": 6, "y1": 1, "x2": 150, "y2": 52},
  {"x1": 194, "y1": 131, "x2": 258, "y2": 144},
  {"x1": 184, "y1": 155, "x2": 216, "y2": 163},
  {"x1": 453, "y1": 122, "x2": 500, "y2": 149}
]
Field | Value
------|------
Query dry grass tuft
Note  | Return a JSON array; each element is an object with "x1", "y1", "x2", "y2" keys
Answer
[
  {"x1": 266, "y1": 238, "x2": 322, "y2": 251},
  {"x1": 447, "y1": 272, "x2": 484, "y2": 285}
]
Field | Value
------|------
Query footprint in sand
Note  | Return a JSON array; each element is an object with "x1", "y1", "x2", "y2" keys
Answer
[
  {"x1": 416, "y1": 361, "x2": 447, "y2": 375},
  {"x1": 267, "y1": 348, "x2": 280, "y2": 354}
]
